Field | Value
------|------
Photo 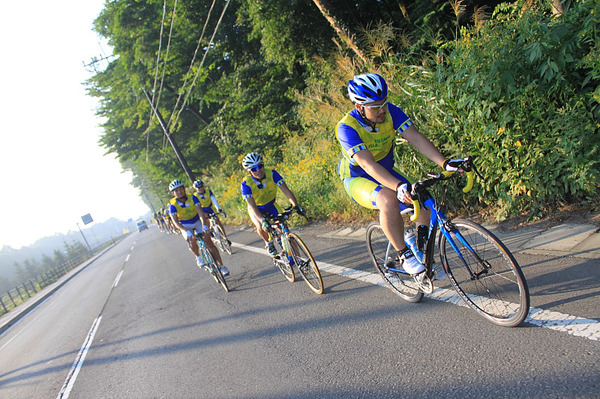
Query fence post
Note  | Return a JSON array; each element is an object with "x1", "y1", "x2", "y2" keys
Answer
[
  {"x1": 7, "y1": 291, "x2": 16, "y2": 307},
  {"x1": 15, "y1": 286, "x2": 25, "y2": 301},
  {"x1": 0, "y1": 296, "x2": 7, "y2": 313},
  {"x1": 29, "y1": 280, "x2": 37, "y2": 294}
]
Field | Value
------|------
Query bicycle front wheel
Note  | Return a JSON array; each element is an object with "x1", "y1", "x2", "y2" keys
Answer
[
  {"x1": 288, "y1": 233, "x2": 323, "y2": 295},
  {"x1": 201, "y1": 246, "x2": 229, "y2": 292},
  {"x1": 440, "y1": 219, "x2": 529, "y2": 327},
  {"x1": 274, "y1": 234, "x2": 295, "y2": 282},
  {"x1": 366, "y1": 223, "x2": 423, "y2": 303},
  {"x1": 214, "y1": 225, "x2": 232, "y2": 255}
]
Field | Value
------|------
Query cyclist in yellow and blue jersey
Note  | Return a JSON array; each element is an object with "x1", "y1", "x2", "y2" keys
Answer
[
  {"x1": 192, "y1": 179, "x2": 231, "y2": 245},
  {"x1": 168, "y1": 179, "x2": 229, "y2": 276},
  {"x1": 240, "y1": 152, "x2": 305, "y2": 256},
  {"x1": 337, "y1": 73, "x2": 464, "y2": 278},
  {"x1": 154, "y1": 210, "x2": 167, "y2": 232}
]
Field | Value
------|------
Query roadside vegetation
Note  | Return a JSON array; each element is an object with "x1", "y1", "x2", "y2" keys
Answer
[{"x1": 88, "y1": 0, "x2": 600, "y2": 226}]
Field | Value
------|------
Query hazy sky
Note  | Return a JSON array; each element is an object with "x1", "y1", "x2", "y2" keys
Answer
[{"x1": 0, "y1": 0, "x2": 151, "y2": 249}]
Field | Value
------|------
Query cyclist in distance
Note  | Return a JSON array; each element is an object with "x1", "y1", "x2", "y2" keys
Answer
[
  {"x1": 161, "y1": 207, "x2": 176, "y2": 233},
  {"x1": 336, "y1": 73, "x2": 464, "y2": 278},
  {"x1": 168, "y1": 179, "x2": 230, "y2": 276},
  {"x1": 192, "y1": 179, "x2": 231, "y2": 245},
  {"x1": 240, "y1": 152, "x2": 305, "y2": 257}
]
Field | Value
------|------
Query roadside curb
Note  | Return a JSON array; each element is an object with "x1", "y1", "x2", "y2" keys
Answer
[{"x1": 317, "y1": 223, "x2": 600, "y2": 260}]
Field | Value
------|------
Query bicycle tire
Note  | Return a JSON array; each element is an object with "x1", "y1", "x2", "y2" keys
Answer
[
  {"x1": 366, "y1": 223, "x2": 423, "y2": 303},
  {"x1": 273, "y1": 234, "x2": 295, "y2": 282},
  {"x1": 200, "y1": 245, "x2": 229, "y2": 292},
  {"x1": 440, "y1": 219, "x2": 529, "y2": 327},
  {"x1": 288, "y1": 233, "x2": 323, "y2": 295},
  {"x1": 211, "y1": 226, "x2": 225, "y2": 252},
  {"x1": 214, "y1": 225, "x2": 232, "y2": 255}
]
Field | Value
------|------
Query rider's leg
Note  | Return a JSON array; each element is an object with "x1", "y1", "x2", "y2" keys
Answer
[
  {"x1": 181, "y1": 229, "x2": 200, "y2": 256},
  {"x1": 203, "y1": 234, "x2": 224, "y2": 265},
  {"x1": 375, "y1": 187, "x2": 408, "y2": 253},
  {"x1": 216, "y1": 216, "x2": 228, "y2": 238},
  {"x1": 188, "y1": 236, "x2": 201, "y2": 256},
  {"x1": 248, "y1": 207, "x2": 270, "y2": 242},
  {"x1": 344, "y1": 176, "x2": 408, "y2": 253}
]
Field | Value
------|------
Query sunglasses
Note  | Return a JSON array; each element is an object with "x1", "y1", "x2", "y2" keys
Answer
[
  {"x1": 250, "y1": 164, "x2": 264, "y2": 172},
  {"x1": 362, "y1": 99, "x2": 388, "y2": 110}
]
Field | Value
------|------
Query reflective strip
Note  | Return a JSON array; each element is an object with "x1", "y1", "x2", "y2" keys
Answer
[
  {"x1": 347, "y1": 143, "x2": 367, "y2": 156},
  {"x1": 398, "y1": 120, "x2": 413, "y2": 134},
  {"x1": 371, "y1": 185, "x2": 382, "y2": 207}
]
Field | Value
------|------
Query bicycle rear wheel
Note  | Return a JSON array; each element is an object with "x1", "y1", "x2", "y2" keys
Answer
[
  {"x1": 214, "y1": 225, "x2": 232, "y2": 255},
  {"x1": 200, "y1": 246, "x2": 229, "y2": 292},
  {"x1": 288, "y1": 233, "x2": 323, "y2": 295},
  {"x1": 440, "y1": 219, "x2": 529, "y2": 327},
  {"x1": 366, "y1": 223, "x2": 423, "y2": 303}
]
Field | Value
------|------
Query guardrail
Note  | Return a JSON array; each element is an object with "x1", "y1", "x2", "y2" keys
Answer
[{"x1": 0, "y1": 240, "x2": 116, "y2": 317}]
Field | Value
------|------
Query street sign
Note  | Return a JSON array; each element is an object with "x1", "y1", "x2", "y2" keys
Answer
[{"x1": 81, "y1": 213, "x2": 93, "y2": 225}]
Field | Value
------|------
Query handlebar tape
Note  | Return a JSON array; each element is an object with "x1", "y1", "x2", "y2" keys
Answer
[{"x1": 409, "y1": 170, "x2": 475, "y2": 222}]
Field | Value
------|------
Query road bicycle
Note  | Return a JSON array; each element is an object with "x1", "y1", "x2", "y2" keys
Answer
[
  {"x1": 264, "y1": 207, "x2": 324, "y2": 295},
  {"x1": 208, "y1": 212, "x2": 232, "y2": 255},
  {"x1": 366, "y1": 157, "x2": 530, "y2": 327},
  {"x1": 193, "y1": 231, "x2": 229, "y2": 292}
]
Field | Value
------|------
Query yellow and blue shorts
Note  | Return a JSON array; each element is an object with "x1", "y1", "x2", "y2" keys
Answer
[{"x1": 339, "y1": 164, "x2": 411, "y2": 211}]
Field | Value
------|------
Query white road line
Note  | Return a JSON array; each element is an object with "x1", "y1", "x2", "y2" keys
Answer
[
  {"x1": 125, "y1": 254, "x2": 130, "y2": 262},
  {"x1": 56, "y1": 316, "x2": 103, "y2": 399},
  {"x1": 113, "y1": 270, "x2": 124, "y2": 288},
  {"x1": 232, "y1": 242, "x2": 600, "y2": 341}
]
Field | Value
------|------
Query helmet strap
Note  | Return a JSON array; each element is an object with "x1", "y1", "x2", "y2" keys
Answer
[{"x1": 358, "y1": 106, "x2": 378, "y2": 130}]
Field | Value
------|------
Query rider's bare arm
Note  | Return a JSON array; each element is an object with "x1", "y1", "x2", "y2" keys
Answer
[
  {"x1": 195, "y1": 204, "x2": 208, "y2": 227},
  {"x1": 353, "y1": 149, "x2": 403, "y2": 191},
  {"x1": 278, "y1": 182, "x2": 298, "y2": 208},
  {"x1": 244, "y1": 196, "x2": 265, "y2": 222},
  {"x1": 170, "y1": 214, "x2": 187, "y2": 233},
  {"x1": 402, "y1": 126, "x2": 446, "y2": 168}
]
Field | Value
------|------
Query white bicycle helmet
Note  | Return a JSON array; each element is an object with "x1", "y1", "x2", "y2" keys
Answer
[
  {"x1": 168, "y1": 179, "x2": 184, "y2": 191},
  {"x1": 193, "y1": 179, "x2": 204, "y2": 188},
  {"x1": 347, "y1": 73, "x2": 388, "y2": 104},
  {"x1": 242, "y1": 152, "x2": 263, "y2": 170}
]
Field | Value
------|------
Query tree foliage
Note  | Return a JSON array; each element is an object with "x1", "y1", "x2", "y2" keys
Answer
[{"x1": 88, "y1": 0, "x2": 600, "y2": 221}]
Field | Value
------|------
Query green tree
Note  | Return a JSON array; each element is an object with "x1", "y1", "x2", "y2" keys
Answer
[
  {"x1": 13, "y1": 262, "x2": 27, "y2": 284},
  {"x1": 52, "y1": 249, "x2": 67, "y2": 266}
]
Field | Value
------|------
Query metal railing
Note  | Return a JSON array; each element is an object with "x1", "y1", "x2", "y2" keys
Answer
[{"x1": 0, "y1": 240, "x2": 116, "y2": 317}]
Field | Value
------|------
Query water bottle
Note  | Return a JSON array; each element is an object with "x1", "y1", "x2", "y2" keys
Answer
[{"x1": 404, "y1": 228, "x2": 424, "y2": 263}]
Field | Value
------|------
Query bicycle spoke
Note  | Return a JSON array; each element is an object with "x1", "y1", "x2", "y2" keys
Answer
[
  {"x1": 200, "y1": 243, "x2": 229, "y2": 292},
  {"x1": 366, "y1": 223, "x2": 423, "y2": 303},
  {"x1": 274, "y1": 235, "x2": 295, "y2": 282},
  {"x1": 441, "y1": 219, "x2": 529, "y2": 327},
  {"x1": 289, "y1": 233, "x2": 323, "y2": 295}
]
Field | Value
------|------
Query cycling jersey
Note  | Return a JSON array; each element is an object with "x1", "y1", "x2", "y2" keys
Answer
[
  {"x1": 336, "y1": 103, "x2": 413, "y2": 179},
  {"x1": 240, "y1": 168, "x2": 284, "y2": 208},
  {"x1": 168, "y1": 195, "x2": 200, "y2": 224},
  {"x1": 336, "y1": 104, "x2": 413, "y2": 210},
  {"x1": 193, "y1": 189, "x2": 218, "y2": 215}
]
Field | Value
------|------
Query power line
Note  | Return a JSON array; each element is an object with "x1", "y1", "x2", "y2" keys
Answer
[
  {"x1": 166, "y1": 0, "x2": 219, "y2": 130},
  {"x1": 170, "y1": 0, "x2": 231, "y2": 132},
  {"x1": 146, "y1": 0, "x2": 169, "y2": 162}
]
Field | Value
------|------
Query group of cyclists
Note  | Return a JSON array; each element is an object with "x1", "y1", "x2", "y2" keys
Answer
[{"x1": 164, "y1": 72, "x2": 464, "y2": 282}]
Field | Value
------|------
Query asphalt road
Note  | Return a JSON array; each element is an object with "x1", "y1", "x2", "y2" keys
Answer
[{"x1": 0, "y1": 224, "x2": 598, "y2": 398}]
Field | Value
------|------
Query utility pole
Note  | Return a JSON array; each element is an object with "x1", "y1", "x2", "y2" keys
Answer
[{"x1": 142, "y1": 89, "x2": 195, "y2": 183}]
